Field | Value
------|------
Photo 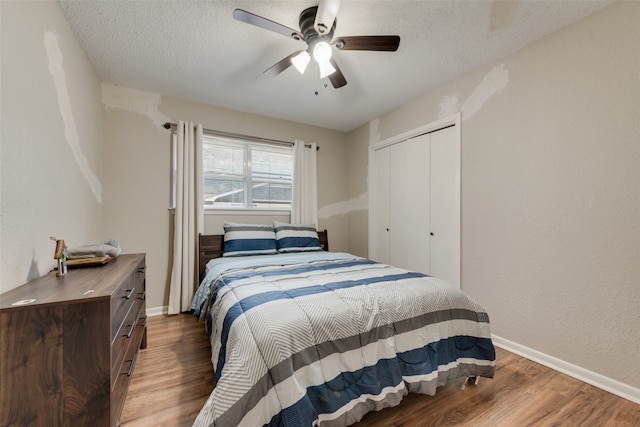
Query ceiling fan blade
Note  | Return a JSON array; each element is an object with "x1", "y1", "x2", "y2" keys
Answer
[
  {"x1": 264, "y1": 51, "x2": 304, "y2": 77},
  {"x1": 328, "y1": 58, "x2": 347, "y2": 88},
  {"x1": 233, "y1": 9, "x2": 303, "y2": 40},
  {"x1": 334, "y1": 35, "x2": 400, "y2": 51},
  {"x1": 315, "y1": 0, "x2": 341, "y2": 36}
]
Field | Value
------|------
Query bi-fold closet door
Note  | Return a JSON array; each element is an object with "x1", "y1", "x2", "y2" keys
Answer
[{"x1": 369, "y1": 119, "x2": 460, "y2": 288}]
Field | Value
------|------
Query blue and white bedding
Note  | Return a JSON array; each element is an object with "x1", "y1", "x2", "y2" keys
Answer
[{"x1": 192, "y1": 252, "x2": 495, "y2": 427}]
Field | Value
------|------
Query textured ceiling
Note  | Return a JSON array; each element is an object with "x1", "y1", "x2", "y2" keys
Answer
[{"x1": 58, "y1": 0, "x2": 613, "y2": 132}]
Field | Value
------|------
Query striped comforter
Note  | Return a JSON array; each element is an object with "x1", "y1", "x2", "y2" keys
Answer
[{"x1": 192, "y1": 252, "x2": 495, "y2": 427}]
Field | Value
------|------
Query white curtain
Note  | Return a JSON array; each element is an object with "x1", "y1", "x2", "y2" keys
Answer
[
  {"x1": 291, "y1": 140, "x2": 318, "y2": 226},
  {"x1": 168, "y1": 121, "x2": 204, "y2": 315}
]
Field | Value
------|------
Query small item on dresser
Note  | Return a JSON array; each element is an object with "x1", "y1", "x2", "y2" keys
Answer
[
  {"x1": 67, "y1": 256, "x2": 111, "y2": 268},
  {"x1": 67, "y1": 239, "x2": 121, "y2": 259},
  {"x1": 50, "y1": 236, "x2": 67, "y2": 277}
]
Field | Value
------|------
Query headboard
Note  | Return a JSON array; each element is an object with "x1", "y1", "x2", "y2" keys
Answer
[{"x1": 198, "y1": 230, "x2": 329, "y2": 281}]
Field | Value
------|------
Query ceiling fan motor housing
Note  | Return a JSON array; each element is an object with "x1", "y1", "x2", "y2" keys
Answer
[{"x1": 299, "y1": 7, "x2": 336, "y2": 49}]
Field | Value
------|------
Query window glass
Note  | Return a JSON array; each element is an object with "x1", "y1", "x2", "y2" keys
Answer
[
  {"x1": 174, "y1": 134, "x2": 293, "y2": 210},
  {"x1": 250, "y1": 146, "x2": 292, "y2": 209}
]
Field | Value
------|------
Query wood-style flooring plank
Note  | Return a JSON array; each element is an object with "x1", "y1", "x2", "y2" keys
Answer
[{"x1": 120, "y1": 314, "x2": 640, "y2": 427}]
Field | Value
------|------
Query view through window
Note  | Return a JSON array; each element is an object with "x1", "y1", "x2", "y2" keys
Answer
[{"x1": 202, "y1": 135, "x2": 293, "y2": 210}]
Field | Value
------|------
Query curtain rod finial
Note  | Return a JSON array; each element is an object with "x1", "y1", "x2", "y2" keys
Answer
[{"x1": 163, "y1": 122, "x2": 172, "y2": 129}]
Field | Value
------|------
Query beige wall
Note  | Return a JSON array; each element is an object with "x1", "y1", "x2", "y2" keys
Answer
[
  {"x1": 101, "y1": 88, "x2": 349, "y2": 311},
  {"x1": 346, "y1": 1, "x2": 640, "y2": 390},
  {"x1": 1, "y1": 1, "x2": 103, "y2": 293},
  {"x1": 3, "y1": 0, "x2": 637, "y2": 400}
]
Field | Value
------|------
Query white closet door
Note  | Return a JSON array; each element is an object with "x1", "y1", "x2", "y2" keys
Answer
[
  {"x1": 429, "y1": 126, "x2": 460, "y2": 286},
  {"x1": 369, "y1": 115, "x2": 460, "y2": 287},
  {"x1": 390, "y1": 134, "x2": 431, "y2": 273},
  {"x1": 372, "y1": 146, "x2": 391, "y2": 264}
]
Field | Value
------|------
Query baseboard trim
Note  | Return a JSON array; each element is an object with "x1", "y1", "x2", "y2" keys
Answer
[
  {"x1": 146, "y1": 305, "x2": 168, "y2": 317},
  {"x1": 492, "y1": 334, "x2": 640, "y2": 404}
]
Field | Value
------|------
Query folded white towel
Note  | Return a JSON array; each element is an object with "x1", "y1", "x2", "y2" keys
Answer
[{"x1": 67, "y1": 239, "x2": 121, "y2": 259}]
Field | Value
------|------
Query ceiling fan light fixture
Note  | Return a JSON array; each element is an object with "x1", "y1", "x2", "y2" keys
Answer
[
  {"x1": 312, "y1": 41, "x2": 333, "y2": 63},
  {"x1": 318, "y1": 60, "x2": 336, "y2": 78},
  {"x1": 291, "y1": 50, "x2": 311, "y2": 74},
  {"x1": 233, "y1": 4, "x2": 400, "y2": 89}
]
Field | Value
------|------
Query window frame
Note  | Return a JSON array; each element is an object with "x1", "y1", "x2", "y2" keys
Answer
[{"x1": 171, "y1": 131, "x2": 293, "y2": 214}]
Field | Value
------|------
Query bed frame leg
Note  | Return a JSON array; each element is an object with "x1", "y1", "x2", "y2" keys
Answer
[{"x1": 460, "y1": 376, "x2": 480, "y2": 390}]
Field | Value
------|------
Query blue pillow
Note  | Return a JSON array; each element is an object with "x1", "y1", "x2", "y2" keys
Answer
[
  {"x1": 223, "y1": 222, "x2": 278, "y2": 257},
  {"x1": 273, "y1": 221, "x2": 322, "y2": 253}
]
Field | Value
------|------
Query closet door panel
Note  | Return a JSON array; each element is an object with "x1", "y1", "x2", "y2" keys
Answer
[
  {"x1": 429, "y1": 126, "x2": 460, "y2": 286},
  {"x1": 389, "y1": 142, "x2": 406, "y2": 267},
  {"x1": 372, "y1": 146, "x2": 391, "y2": 264},
  {"x1": 390, "y1": 134, "x2": 430, "y2": 274}
]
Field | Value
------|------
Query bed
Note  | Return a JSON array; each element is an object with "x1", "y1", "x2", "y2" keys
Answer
[{"x1": 191, "y1": 224, "x2": 495, "y2": 427}]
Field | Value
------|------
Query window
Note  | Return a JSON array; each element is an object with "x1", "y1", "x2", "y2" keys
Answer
[{"x1": 172, "y1": 133, "x2": 293, "y2": 211}]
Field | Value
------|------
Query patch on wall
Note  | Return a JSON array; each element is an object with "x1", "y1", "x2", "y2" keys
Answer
[
  {"x1": 45, "y1": 31, "x2": 103, "y2": 203},
  {"x1": 438, "y1": 63, "x2": 510, "y2": 120},
  {"x1": 101, "y1": 83, "x2": 170, "y2": 127},
  {"x1": 319, "y1": 192, "x2": 368, "y2": 219}
]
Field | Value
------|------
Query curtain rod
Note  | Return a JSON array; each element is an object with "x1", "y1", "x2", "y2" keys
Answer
[{"x1": 163, "y1": 122, "x2": 318, "y2": 150}]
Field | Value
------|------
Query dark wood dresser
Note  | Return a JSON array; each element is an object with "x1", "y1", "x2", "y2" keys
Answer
[{"x1": 0, "y1": 253, "x2": 147, "y2": 427}]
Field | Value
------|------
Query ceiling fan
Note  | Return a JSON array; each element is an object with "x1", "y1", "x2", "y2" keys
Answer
[{"x1": 233, "y1": 0, "x2": 400, "y2": 89}]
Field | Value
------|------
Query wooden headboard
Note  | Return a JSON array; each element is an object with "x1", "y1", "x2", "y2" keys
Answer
[{"x1": 198, "y1": 230, "x2": 329, "y2": 280}]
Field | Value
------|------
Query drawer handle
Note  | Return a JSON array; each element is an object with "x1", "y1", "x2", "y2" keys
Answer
[
  {"x1": 123, "y1": 319, "x2": 137, "y2": 339},
  {"x1": 123, "y1": 288, "x2": 135, "y2": 299},
  {"x1": 137, "y1": 291, "x2": 146, "y2": 301},
  {"x1": 123, "y1": 353, "x2": 138, "y2": 377}
]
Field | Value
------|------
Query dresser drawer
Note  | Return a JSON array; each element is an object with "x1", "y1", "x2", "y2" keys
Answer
[
  {"x1": 111, "y1": 297, "x2": 143, "y2": 387},
  {"x1": 111, "y1": 273, "x2": 135, "y2": 340},
  {"x1": 111, "y1": 264, "x2": 145, "y2": 342},
  {"x1": 110, "y1": 303, "x2": 146, "y2": 426}
]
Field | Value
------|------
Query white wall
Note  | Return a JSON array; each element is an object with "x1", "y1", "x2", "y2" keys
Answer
[
  {"x1": 1, "y1": 1, "x2": 103, "y2": 293},
  {"x1": 346, "y1": 1, "x2": 640, "y2": 393},
  {"x1": 101, "y1": 87, "x2": 349, "y2": 312}
]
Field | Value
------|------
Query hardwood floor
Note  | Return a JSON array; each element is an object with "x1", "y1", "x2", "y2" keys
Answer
[
  {"x1": 120, "y1": 313, "x2": 214, "y2": 426},
  {"x1": 121, "y1": 314, "x2": 640, "y2": 427}
]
